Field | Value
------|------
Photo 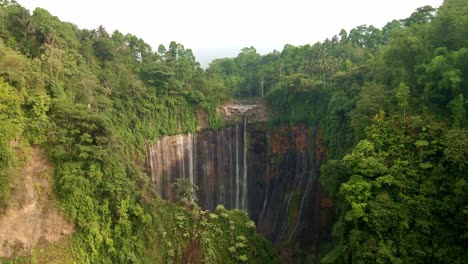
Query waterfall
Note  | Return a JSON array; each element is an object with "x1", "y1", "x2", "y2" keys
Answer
[
  {"x1": 259, "y1": 143, "x2": 270, "y2": 221},
  {"x1": 217, "y1": 129, "x2": 224, "y2": 205},
  {"x1": 187, "y1": 133, "x2": 194, "y2": 194},
  {"x1": 147, "y1": 126, "x2": 249, "y2": 212},
  {"x1": 242, "y1": 114, "x2": 248, "y2": 211},
  {"x1": 236, "y1": 124, "x2": 240, "y2": 209},
  {"x1": 161, "y1": 137, "x2": 170, "y2": 199},
  {"x1": 289, "y1": 170, "x2": 314, "y2": 241},
  {"x1": 147, "y1": 146, "x2": 154, "y2": 184},
  {"x1": 192, "y1": 133, "x2": 197, "y2": 199},
  {"x1": 146, "y1": 121, "x2": 324, "y2": 245},
  {"x1": 179, "y1": 134, "x2": 185, "y2": 180},
  {"x1": 154, "y1": 138, "x2": 162, "y2": 198},
  {"x1": 277, "y1": 144, "x2": 309, "y2": 242},
  {"x1": 208, "y1": 131, "x2": 213, "y2": 209},
  {"x1": 228, "y1": 126, "x2": 234, "y2": 208}
]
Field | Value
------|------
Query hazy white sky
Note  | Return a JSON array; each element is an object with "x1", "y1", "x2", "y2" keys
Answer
[{"x1": 17, "y1": 0, "x2": 444, "y2": 66}]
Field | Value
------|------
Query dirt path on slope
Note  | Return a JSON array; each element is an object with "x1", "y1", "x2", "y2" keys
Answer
[{"x1": 0, "y1": 148, "x2": 74, "y2": 257}]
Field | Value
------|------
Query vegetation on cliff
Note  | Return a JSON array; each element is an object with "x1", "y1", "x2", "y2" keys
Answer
[
  {"x1": 0, "y1": 0, "x2": 466, "y2": 263},
  {"x1": 206, "y1": 0, "x2": 467, "y2": 262},
  {"x1": 0, "y1": 1, "x2": 272, "y2": 262}
]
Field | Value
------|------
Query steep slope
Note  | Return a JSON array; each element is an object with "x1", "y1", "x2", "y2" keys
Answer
[{"x1": 0, "y1": 148, "x2": 74, "y2": 258}]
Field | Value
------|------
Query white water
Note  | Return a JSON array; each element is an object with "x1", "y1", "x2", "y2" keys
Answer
[
  {"x1": 236, "y1": 124, "x2": 240, "y2": 209},
  {"x1": 242, "y1": 114, "x2": 248, "y2": 211},
  {"x1": 147, "y1": 123, "x2": 323, "y2": 245},
  {"x1": 162, "y1": 138, "x2": 170, "y2": 198},
  {"x1": 179, "y1": 134, "x2": 185, "y2": 180},
  {"x1": 217, "y1": 130, "x2": 224, "y2": 205},
  {"x1": 147, "y1": 125, "x2": 249, "y2": 213},
  {"x1": 289, "y1": 171, "x2": 314, "y2": 241},
  {"x1": 187, "y1": 133, "x2": 194, "y2": 195},
  {"x1": 277, "y1": 151, "x2": 308, "y2": 242},
  {"x1": 192, "y1": 133, "x2": 197, "y2": 199}
]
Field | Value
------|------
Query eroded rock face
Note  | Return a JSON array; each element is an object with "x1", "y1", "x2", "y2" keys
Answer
[
  {"x1": 217, "y1": 98, "x2": 269, "y2": 124},
  {"x1": 195, "y1": 99, "x2": 270, "y2": 131},
  {"x1": 146, "y1": 122, "x2": 330, "y2": 249},
  {"x1": 0, "y1": 148, "x2": 74, "y2": 258},
  {"x1": 147, "y1": 124, "x2": 249, "y2": 212},
  {"x1": 250, "y1": 124, "x2": 328, "y2": 247},
  {"x1": 147, "y1": 99, "x2": 332, "y2": 262}
]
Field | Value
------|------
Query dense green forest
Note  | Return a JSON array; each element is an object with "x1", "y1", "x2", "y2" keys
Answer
[
  {"x1": 0, "y1": 0, "x2": 271, "y2": 263},
  {"x1": 207, "y1": 0, "x2": 467, "y2": 262},
  {"x1": 0, "y1": 0, "x2": 467, "y2": 263}
]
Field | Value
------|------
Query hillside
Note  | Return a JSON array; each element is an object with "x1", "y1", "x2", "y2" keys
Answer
[
  {"x1": 0, "y1": 0, "x2": 467, "y2": 263},
  {"x1": 0, "y1": 1, "x2": 273, "y2": 263},
  {"x1": 0, "y1": 148, "x2": 73, "y2": 258}
]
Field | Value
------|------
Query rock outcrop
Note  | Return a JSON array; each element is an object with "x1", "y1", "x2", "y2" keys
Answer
[{"x1": 217, "y1": 98, "x2": 269, "y2": 124}]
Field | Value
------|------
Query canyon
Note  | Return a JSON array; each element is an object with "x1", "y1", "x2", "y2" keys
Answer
[{"x1": 146, "y1": 100, "x2": 332, "y2": 255}]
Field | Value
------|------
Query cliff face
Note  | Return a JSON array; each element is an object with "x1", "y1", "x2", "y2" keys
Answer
[
  {"x1": 147, "y1": 124, "x2": 249, "y2": 211},
  {"x1": 250, "y1": 123, "x2": 329, "y2": 250},
  {"x1": 145, "y1": 99, "x2": 332, "y2": 262},
  {"x1": 217, "y1": 98, "x2": 270, "y2": 124},
  {"x1": 146, "y1": 120, "x2": 330, "y2": 252}
]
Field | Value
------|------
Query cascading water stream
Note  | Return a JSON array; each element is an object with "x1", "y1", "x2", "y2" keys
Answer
[
  {"x1": 208, "y1": 131, "x2": 213, "y2": 209},
  {"x1": 147, "y1": 125, "x2": 247, "y2": 211},
  {"x1": 236, "y1": 124, "x2": 240, "y2": 209},
  {"x1": 289, "y1": 170, "x2": 315, "y2": 241},
  {"x1": 242, "y1": 113, "x2": 248, "y2": 211},
  {"x1": 179, "y1": 134, "x2": 185, "y2": 180},
  {"x1": 217, "y1": 130, "x2": 224, "y2": 205},
  {"x1": 146, "y1": 122, "x2": 324, "y2": 245},
  {"x1": 277, "y1": 151, "x2": 308, "y2": 241}
]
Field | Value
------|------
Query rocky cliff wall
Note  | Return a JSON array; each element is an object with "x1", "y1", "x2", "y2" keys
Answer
[{"x1": 146, "y1": 121, "x2": 330, "y2": 250}]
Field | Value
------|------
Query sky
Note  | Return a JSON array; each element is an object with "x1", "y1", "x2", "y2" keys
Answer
[{"x1": 17, "y1": 0, "x2": 444, "y2": 67}]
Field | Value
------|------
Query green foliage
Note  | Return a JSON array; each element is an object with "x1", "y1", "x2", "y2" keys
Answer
[
  {"x1": 0, "y1": 2, "x2": 274, "y2": 263},
  {"x1": 0, "y1": 77, "x2": 22, "y2": 133},
  {"x1": 144, "y1": 200, "x2": 275, "y2": 264},
  {"x1": 280, "y1": 0, "x2": 468, "y2": 262},
  {"x1": 204, "y1": 2, "x2": 468, "y2": 262},
  {"x1": 322, "y1": 113, "x2": 468, "y2": 263},
  {"x1": 23, "y1": 92, "x2": 51, "y2": 144},
  {"x1": 173, "y1": 178, "x2": 198, "y2": 205},
  {"x1": 350, "y1": 83, "x2": 391, "y2": 142},
  {"x1": 0, "y1": 0, "x2": 467, "y2": 263},
  {"x1": 395, "y1": 82, "x2": 410, "y2": 123},
  {"x1": 0, "y1": 77, "x2": 23, "y2": 212},
  {"x1": 448, "y1": 94, "x2": 466, "y2": 128},
  {"x1": 266, "y1": 73, "x2": 328, "y2": 125}
]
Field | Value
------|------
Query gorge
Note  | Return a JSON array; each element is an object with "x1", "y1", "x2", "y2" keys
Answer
[
  {"x1": 146, "y1": 101, "x2": 331, "y2": 255},
  {"x1": 1, "y1": 1, "x2": 466, "y2": 262}
]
